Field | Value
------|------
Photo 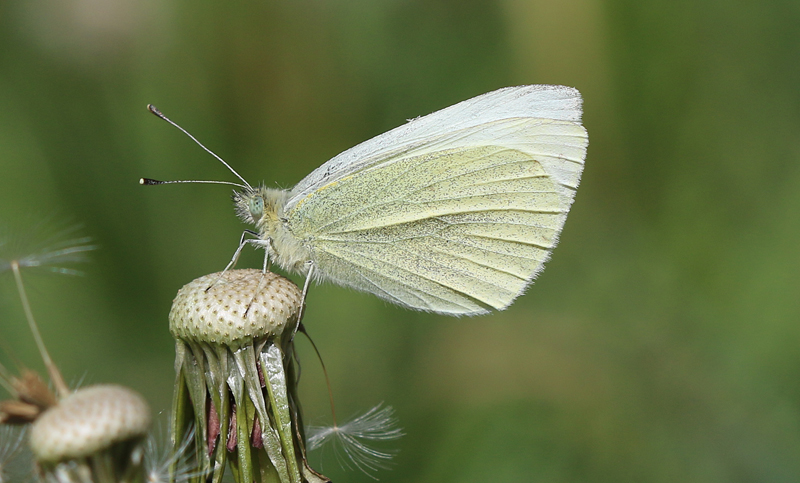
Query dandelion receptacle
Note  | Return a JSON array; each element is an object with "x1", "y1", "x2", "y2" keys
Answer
[{"x1": 169, "y1": 269, "x2": 328, "y2": 483}]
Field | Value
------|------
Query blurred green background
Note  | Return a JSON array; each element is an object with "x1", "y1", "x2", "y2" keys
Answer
[{"x1": 2, "y1": 0, "x2": 800, "y2": 481}]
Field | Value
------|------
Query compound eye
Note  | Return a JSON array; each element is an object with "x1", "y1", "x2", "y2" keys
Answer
[{"x1": 249, "y1": 197, "x2": 264, "y2": 220}]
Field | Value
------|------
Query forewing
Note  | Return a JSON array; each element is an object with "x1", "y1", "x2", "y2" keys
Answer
[
  {"x1": 286, "y1": 85, "x2": 583, "y2": 211},
  {"x1": 287, "y1": 117, "x2": 587, "y2": 315}
]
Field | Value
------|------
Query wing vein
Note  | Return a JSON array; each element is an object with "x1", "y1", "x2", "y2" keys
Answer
[
  {"x1": 465, "y1": 233, "x2": 553, "y2": 250},
  {"x1": 431, "y1": 234, "x2": 546, "y2": 261},
  {"x1": 423, "y1": 245, "x2": 527, "y2": 281},
  {"x1": 320, "y1": 242, "x2": 509, "y2": 307},
  {"x1": 349, "y1": 266, "x2": 429, "y2": 309}
]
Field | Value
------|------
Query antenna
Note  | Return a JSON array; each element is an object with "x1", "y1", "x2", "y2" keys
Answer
[
  {"x1": 139, "y1": 178, "x2": 247, "y2": 189},
  {"x1": 146, "y1": 104, "x2": 253, "y2": 190}
]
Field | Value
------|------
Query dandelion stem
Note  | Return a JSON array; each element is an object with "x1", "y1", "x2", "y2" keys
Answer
[{"x1": 10, "y1": 261, "x2": 69, "y2": 398}]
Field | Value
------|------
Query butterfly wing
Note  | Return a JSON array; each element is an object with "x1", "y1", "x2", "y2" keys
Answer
[
  {"x1": 286, "y1": 85, "x2": 584, "y2": 210},
  {"x1": 285, "y1": 86, "x2": 588, "y2": 315}
]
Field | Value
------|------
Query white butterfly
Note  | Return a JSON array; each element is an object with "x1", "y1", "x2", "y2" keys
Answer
[{"x1": 147, "y1": 85, "x2": 588, "y2": 316}]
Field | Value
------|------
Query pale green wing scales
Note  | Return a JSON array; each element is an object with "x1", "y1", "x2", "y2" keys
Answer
[{"x1": 286, "y1": 117, "x2": 586, "y2": 315}]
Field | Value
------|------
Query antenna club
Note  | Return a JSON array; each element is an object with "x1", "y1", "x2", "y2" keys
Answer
[{"x1": 147, "y1": 104, "x2": 163, "y2": 117}]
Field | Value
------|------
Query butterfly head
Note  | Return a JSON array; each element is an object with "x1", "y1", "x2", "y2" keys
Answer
[
  {"x1": 233, "y1": 186, "x2": 309, "y2": 273},
  {"x1": 233, "y1": 186, "x2": 288, "y2": 230}
]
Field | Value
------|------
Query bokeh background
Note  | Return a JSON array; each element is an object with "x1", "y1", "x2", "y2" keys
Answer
[{"x1": 2, "y1": 0, "x2": 800, "y2": 481}]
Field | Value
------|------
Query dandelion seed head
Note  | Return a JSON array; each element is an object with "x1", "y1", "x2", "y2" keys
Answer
[
  {"x1": 307, "y1": 403, "x2": 404, "y2": 479},
  {"x1": 169, "y1": 269, "x2": 301, "y2": 346},
  {"x1": 30, "y1": 384, "x2": 151, "y2": 462}
]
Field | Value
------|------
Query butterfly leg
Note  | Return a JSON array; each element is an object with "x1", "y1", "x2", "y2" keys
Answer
[
  {"x1": 299, "y1": 263, "x2": 314, "y2": 319},
  {"x1": 290, "y1": 262, "x2": 315, "y2": 342},
  {"x1": 260, "y1": 238, "x2": 274, "y2": 274},
  {"x1": 206, "y1": 230, "x2": 262, "y2": 292},
  {"x1": 244, "y1": 269, "x2": 271, "y2": 317},
  {"x1": 239, "y1": 237, "x2": 275, "y2": 315},
  {"x1": 222, "y1": 230, "x2": 261, "y2": 272}
]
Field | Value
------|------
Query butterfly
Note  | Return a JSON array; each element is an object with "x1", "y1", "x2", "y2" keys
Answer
[{"x1": 144, "y1": 85, "x2": 588, "y2": 316}]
